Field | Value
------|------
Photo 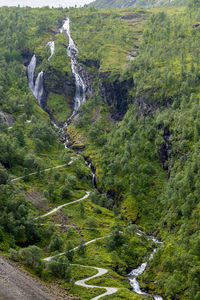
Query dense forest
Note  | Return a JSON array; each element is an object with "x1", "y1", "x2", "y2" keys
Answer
[{"x1": 0, "y1": 1, "x2": 200, "y2": 300}]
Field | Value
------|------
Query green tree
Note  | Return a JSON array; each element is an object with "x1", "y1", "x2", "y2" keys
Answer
[
  {"x1": 48, "y1": 233, "x2": 63, "y2": 252},
  {"x1": 65, "y1": 241, "x2": 74, "y2": 261},
  {"x1": 79, "y1": 202, "x2": 85, "y2": 218},
  {"x1": 0, "y1": 164, "x2": 8, "y2": 184},
  {"x1": 78, "y1": 240, "x2": 86, "y2": 256}
]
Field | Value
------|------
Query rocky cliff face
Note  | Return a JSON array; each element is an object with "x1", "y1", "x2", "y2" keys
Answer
[
  {"x1": 77, "y1": 65, "x2": 94, "y2": 97},
  {"x1": 21, "y1": 50, "x2": 33, "y2": 67},
  {"x1": 99, "y1": 72, "x2": 134, "y2": 120}
]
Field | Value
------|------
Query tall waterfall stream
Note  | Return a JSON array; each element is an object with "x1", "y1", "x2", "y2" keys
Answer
[{"x1": 27, "y1": 17, "x2": 163, "y2": 300}]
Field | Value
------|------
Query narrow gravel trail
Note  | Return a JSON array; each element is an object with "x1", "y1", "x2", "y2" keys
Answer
[
  {"x1": 36, "y1": 191, "x2": 90, "y2": 219},
  {"x1": 11, "y1": 158, "x2": 77, "y2": 182},
  {"x1": 44, "y1": 239, "x2": 118, "y2": 299},
  {"x1": 44, "y1": 236, "x2": 105, "y2": 262},
  {"x1": 31, "y1": 160, "x2": 118, "y2": 299},
  {"x1": 72, "y1": 264, "x2": 118, "y2": 300}
]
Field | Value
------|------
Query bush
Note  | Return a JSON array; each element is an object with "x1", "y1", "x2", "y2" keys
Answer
[
  {"x1": 65, "y1": 241, "x2": 74, "y2": 261},
  {"x1": 78, "y1": 240, "x2": 86, "y2": 256},
  {"x1": 18, "y1": 245, "x2": 42, "y2": 267},
  {"x1": 85, "y1": 217, "x2": 98, "y2": 232},
  {"x1": 48, "y1": 256, "x2": 71, "y2": 280},
  {"x1": 0, "y1": 164, "x2": 8, "y2": 185},
  {"x1": 93, "y1": 207, "x2": 102, "y2": 214},
  {"x1": 48, "y1": 233, "x2": 63, "y2": 252}
]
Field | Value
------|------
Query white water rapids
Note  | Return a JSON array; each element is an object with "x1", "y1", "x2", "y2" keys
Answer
[{"x1": 128, "y1": 232, "x2": 163, "y2": 300}]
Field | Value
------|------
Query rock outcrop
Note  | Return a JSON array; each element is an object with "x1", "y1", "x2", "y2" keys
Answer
[
  {"x1": 99, "y1": 72, "x2": 134, "y2": 120},
  {"x1": 0, "y1": 112, "x2": 15, "y2": 127}
]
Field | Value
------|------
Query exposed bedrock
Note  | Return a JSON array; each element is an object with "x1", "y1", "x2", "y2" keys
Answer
[{"x1": 99, "y1": 72, "x2": 134, "y2": 120}]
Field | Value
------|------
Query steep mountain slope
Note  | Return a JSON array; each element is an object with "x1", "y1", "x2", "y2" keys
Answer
[{"x1": 1, "y1": 2, "x2": 200, "y2": 300}]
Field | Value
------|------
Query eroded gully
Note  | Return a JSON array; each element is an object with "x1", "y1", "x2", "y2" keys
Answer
[{"x1": 27, "y1": 17, "x2": 163, "y2": 300}]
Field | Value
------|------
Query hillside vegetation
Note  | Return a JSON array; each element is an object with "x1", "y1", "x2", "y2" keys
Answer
[{"x1": 90, "y1": 0, "x2": 189, "y2": 9}]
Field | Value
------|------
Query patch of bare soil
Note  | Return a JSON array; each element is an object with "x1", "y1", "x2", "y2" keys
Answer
[
  {"x1": 51, "y1": 210, "x2": 71, "y2": 225},
  {"x1": 26, "y1": 189, "x2": 49, "y2": 211}
]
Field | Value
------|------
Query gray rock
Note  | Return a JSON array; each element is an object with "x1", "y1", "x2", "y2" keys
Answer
[{"x1": 0, "y1": 112, "x2": 15, "y2": 127}]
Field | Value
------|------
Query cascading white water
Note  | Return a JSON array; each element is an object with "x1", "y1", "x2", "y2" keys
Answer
[
  {"x1": 27, "y1": 55, "x2": 37, "y2": 93},
  {"x1": 129, "y1": 262, "x2": 147, "y2": 295},
  {"x1": 34, "y1": 71, "x2": 44, "y2": 107},
  {"x1": 128, "y1": 233, "x2": 163, "y2": 300},
  {"x1": 46, "y1": 41, "x2": 55, "y2": 61},
  {"x1": 27, "y1": 40, "x2": 55, "y2": 106},
  {"x1": 85, "y1": 160, "x2": 96, "y2": 188},
  {"x1": 61, "y1": 18, "x2": 86, "y2": 119},
  {"x1": 27, "y1": 55, "x2": 44, "y2": 106},
  {"x1": 27, "y1": 18, "x2": 86, "y2": 148}
]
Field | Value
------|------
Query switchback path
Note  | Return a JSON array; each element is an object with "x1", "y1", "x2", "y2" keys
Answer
[
  {"x1": 43, "y1": 238, "x2": 118, "y2": 300},
  {"x1": 11, "y1": 157, "x2": 77, "y2": 182},
  {"x1": 72, "y1": 264, "x2": 118, "y2": 300},
  {"x1": 30, "y1": 163, "x2": 118, "y2": 299},
  {"x1": 36, "y1": 191, "x2": 90, "y2": 219},
  {"x1": 44, "y1": 236, "x2": 105, "y2": 262}
]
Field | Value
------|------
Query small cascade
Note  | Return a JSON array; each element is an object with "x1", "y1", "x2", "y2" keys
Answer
[
  {"x1": 85, "y1": 159, "x2": 97, "y2": 188},
  {"x1": 61, "y1": 18, "x2": 86, "y2": 119},
  {"x1": 46, "y1": 41, "x2": 55, "y2": 61},
  {"x1": 61, "y1": 121, "x2": 69, "y2": 148},
  {"x1": 27, "y1": 54, "x2": 36, "y2": 93},
  {"x1": 128, "y1": 233, "x2": 163, "y2": 300}
]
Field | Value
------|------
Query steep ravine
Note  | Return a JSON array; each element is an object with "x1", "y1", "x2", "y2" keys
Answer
[{"x1": 26, "y1": 17, "x2": 163, "y2": 300}]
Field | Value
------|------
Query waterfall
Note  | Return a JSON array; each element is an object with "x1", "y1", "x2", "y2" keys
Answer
[
  {"x1": 27, "y1": 18, "x2": 86, "y2": 149},
  {"x1": 85, "y1": 160, "x2": 97, "y2": 188},
  {"x1": 34, "y1": 71, "x2": 44, "y2": 107},
  {"x1": 61, "y1": 18, "x2": 86, "y2": 119},
  {"x1": 46, "y1": 41, "x2": 55, "y2": 61},
  {"x1": 27, "y1": 55, "x2": 36, "y2": 93},
  {"x1": 27, "y1": 55, "x2": 44, "y2": 107}
]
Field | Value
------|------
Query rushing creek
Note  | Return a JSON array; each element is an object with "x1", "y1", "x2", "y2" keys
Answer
[
  {"x1": 129, "y1": 231, "x2": 163, "y2": 300},
  {"x1": 26, "y1": 17, "x2": 163, "y2": 300}
]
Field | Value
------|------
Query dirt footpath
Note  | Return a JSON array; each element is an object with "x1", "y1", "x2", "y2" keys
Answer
[{"x1": 0, "y1": 255, "x2": 78, "y2": 300}]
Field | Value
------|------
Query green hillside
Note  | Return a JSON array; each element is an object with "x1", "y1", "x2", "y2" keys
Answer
[{"x1": 90, "y1": 0, "x2": 189, "y2": 8}]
